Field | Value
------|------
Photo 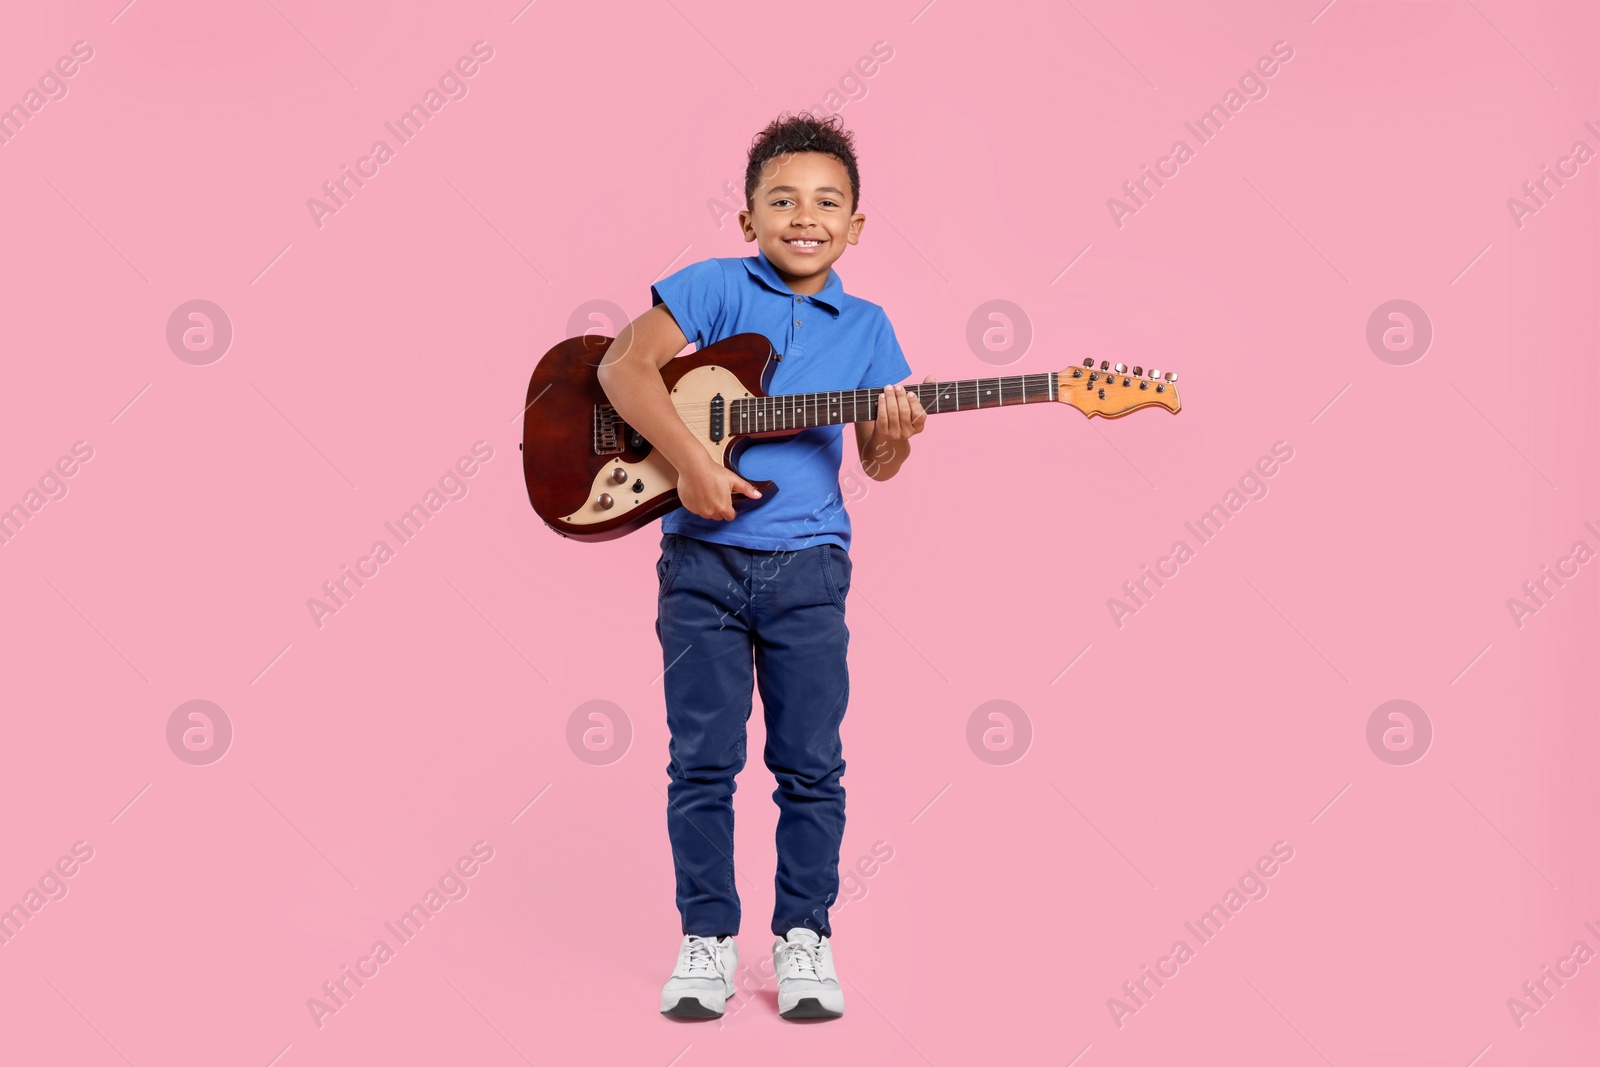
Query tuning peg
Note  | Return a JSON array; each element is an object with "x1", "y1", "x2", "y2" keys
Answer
[
  {"x1": 1148, "y1": 368, "x2": 1160, "y2": 379},
  {"x1": 1132, "y1": 366, "x2": 1143, "y2": 376},
  {"x1": 1099, "y1": 360, "x2": 1110, "y2": 371},
  {"x1": 1082, "y1": 358, "x2": 1093, "y2": 367},
  {"x1": 1164, "y1": 371, "x2": 1178, "y2": 382},
  {"x1": 1114, "y1": 363, "x2": 1127, "y2": 374}
]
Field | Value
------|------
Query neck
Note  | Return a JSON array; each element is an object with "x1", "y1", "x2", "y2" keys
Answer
[
  {"x1": 731, "y1": 372, "x2": 1058, "y2": 434},
  {"x1": 774, "y1": 266, "x2": 829, "y2": 296}
]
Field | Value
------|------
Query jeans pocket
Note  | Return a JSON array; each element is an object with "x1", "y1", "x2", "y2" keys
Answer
[
  {"x1": 656, "y1": 533, "x2": 682, "y2": 599},
  {"x1": 821, "y1": 544, "x2": 851, "y2": 611}
]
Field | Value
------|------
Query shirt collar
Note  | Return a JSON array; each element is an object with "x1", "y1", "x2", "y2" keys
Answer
[{"x1": 745, "y1": 247, "x2": 845, "y2": 313}]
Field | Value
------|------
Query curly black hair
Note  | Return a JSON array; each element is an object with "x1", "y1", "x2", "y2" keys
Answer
[{"x1": 745, "y1": 111, "x2": 860, "y2": 213}]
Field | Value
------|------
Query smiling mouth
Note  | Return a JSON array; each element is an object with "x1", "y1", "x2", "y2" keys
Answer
[{"x1": 783, "y1": 237, "x2": 826, "y2": 251}]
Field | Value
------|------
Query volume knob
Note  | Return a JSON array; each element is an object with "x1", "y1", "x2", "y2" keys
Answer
[
  {"x1": 598, "y1": 493, "x2": 615, "y2": 510},
  {"x1": 611, "y1": 468, "x2": 628, "y2": 484}
]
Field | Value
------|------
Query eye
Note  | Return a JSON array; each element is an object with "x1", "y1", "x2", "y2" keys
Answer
[{"x1": 771, "y1": 198, "x2": 793, "y2": 207}]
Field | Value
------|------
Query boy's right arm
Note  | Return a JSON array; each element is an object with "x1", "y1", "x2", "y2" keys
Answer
[{"x1": 595, "y1": 305, "x2": 760, "y2": 522}]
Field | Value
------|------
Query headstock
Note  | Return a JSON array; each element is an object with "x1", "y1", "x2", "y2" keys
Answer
[{"x1": 1057, "y1": 359, "x2": 1182, "y2": 418}]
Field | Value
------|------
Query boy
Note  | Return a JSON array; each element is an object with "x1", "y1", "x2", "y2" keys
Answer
[{"x1": 596, "y1": 112, "x2": 931, "y2": 1021}]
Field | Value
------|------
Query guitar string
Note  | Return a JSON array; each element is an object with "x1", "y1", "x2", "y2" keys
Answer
[
  {"x1": 632, "y1": 378, "x2": 1070, "y2": 430},
  {"x1": 583, "y1": 375, "x2": 1167, "y2": 432},
  {"x1": 620, "y1": 379, "x2": 1152, "y2": 422},
  {"x1": 656, "y1": 391, "x2": 1117, "y2": 429},
  {"x1": 588, "y1": 378, "x2": 1162, "y2": 438}
]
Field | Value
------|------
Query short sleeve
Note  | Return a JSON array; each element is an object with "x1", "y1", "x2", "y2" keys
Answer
[
  {"x1": 650, "y1": 258, "x2": 729, "y2": 349},
  {"x1": 858, "y1": 312, "x2": 912, "y2": 389}
]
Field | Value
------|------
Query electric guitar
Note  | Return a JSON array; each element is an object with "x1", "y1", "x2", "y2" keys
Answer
[{"x1": 521, "y1": 332, "x2": 1182, "y2": 542}]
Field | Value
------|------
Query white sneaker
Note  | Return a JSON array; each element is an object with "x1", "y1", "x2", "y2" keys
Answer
[
  {"x1": 660, "y1": 934, "x2": 738, "y2": 1018},
  {"x1": 772, "y1": 928, "x2": 844, "y2": 1019}
]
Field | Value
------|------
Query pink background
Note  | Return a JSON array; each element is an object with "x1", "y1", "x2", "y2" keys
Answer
[{"x1": 2, "y1": 1, "x2": 1596, "y2": 1064}]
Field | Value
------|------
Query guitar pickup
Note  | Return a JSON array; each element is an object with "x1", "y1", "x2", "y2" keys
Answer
[{"x1": 710, "y1": 393, "x2": 725, "y2": 442}]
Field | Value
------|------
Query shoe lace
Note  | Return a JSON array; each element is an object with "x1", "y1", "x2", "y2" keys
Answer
[
  {"x1": 681, "y1": 936, "x2": 718, "y2": 977},
  {"x1": 782, "y1": 938, "x2": 821, "y2": 981}
]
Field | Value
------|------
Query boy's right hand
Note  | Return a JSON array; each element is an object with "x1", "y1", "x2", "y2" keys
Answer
[{"x1": 676, "y1": 456, "x2": 762, "y2": 522}]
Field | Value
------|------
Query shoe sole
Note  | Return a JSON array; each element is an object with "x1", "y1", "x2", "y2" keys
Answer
[
  {"x1": 661, "y1": 996, "x2": 725, "y2": 1019},
  {"x1": 779, "y1": 997, "x2": 843, "y2": 1020}
]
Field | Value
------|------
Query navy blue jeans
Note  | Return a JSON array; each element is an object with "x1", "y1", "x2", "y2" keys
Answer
[{"x1": 655, "y1": 531, "x2": 852, "y2": 939}]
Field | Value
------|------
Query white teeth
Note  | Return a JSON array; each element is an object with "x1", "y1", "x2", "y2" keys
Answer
[{"x1": 789, "y1": 240, "x2": 821, "y2": 247}]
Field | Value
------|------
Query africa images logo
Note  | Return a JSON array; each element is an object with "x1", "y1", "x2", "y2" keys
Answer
[{"x1": 306, "y1": 41, "x2": 495, "y2": 229}]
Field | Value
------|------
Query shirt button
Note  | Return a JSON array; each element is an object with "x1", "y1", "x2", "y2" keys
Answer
[{"x1": 795, "y1": 320, "x2": 802, "y2": 327}]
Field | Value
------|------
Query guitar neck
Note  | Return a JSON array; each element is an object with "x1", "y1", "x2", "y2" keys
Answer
[{"x1": 732, "y1": 372, "x2": 1058, "y2": 434}]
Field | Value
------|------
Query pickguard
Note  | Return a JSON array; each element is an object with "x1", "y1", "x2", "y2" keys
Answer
[{"x1": 563, "y1": 364, "x2": 752, "y2": 526}]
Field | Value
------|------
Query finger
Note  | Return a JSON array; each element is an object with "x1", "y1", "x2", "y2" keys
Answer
[
  {"x1": 733, "y1": 477, "x2": 762, "y2": 499},
  {"x1": 884, "y1": 387, "x2": 902, "y2": 437}
]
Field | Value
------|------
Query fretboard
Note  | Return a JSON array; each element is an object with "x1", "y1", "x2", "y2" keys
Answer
[{"x1": 731, "y1": 372, "x2": 1058, "y2": 434}]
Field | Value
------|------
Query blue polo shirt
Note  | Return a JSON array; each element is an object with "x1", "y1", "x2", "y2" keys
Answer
[{"x1": 650, "y1": 248, "x2": 912, "y2": 553}]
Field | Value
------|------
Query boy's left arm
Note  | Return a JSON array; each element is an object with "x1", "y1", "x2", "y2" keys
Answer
[{"x1": 855, "y1": 375, "x2": 937, "y2": 481}]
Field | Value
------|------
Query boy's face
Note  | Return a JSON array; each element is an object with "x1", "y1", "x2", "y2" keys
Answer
[{"x1": 738, "y1": 151, "x2": 865, "y2": 295}]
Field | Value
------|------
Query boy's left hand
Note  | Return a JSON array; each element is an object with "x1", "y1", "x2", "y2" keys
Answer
[{"x1": 875, "y1": 375, "x2": 937, "y2": 442}]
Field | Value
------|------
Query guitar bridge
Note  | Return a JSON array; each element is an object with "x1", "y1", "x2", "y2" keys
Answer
[
  {"x1": 593, "y1": 404, "x2": 623, "y2": 455},
  {"x1": 593, "y1": 404, "x2": 651, "y2": 457}
]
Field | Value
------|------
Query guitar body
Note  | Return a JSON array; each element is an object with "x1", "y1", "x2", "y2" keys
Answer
[{"x1": 522, "y1": 333, "x2": 785, "y2": 542}]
